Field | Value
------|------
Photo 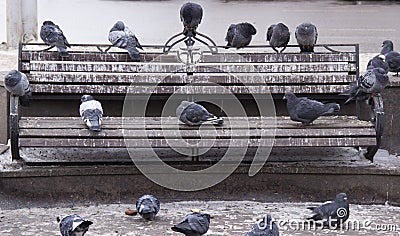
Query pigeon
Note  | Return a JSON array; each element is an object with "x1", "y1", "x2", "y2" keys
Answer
[
  {"x1": 40, "y1": 21, "x2": 70, "y2": 57},
  {"x1": 108, "y1": 21, "x2": 143, "y2": 61},
  {"x1": 295, "y1": 22, "x2": 318, "y2": 53},
  {"x1": 176, "y1": 101, "x2": 224, "y2": 126},
  {"x1": 171, "y1": 212, "x2": 211, "y2": 236},
  {"x1": 283, "y1": 92, "x2": 340, "y2": 125},
  {"x1": 380, "y1": 40, "x2": 400, "y2": 76},
  {"x1": 367, "y1": 54, "x2": 389, "y2": 73},
  {"x1": 57, "y1": 214, "x2": 93, "y2": 236},
  {"x1": 136, "y1": 194, "x2": 160, "y2": 221},
  {"x1": 340, "y1": 67, "x2": 389, "y2": 104},
  {"x1": 246, "y1": 214, "x2": 279, "y2": 236},
  {"x1": 180, "y1": 2, "x2": 203, "y2": 36},
  {"x1": 79, "y1": 95, "x2": 103, "y2": 132},
  {"x1": 4, "y1": 70, "x2": 32, "y2": 107},
  {"x1": 225, "y1": 22, "x2": 257, "y2": 49},
  {"x1": 266, "y1": 23, "x2": 290, "y2": 53},
  {"x1": 307, "y1": 193, "x2": 349, "y2": 227}
]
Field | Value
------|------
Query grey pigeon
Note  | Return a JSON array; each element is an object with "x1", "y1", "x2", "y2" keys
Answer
[
  {"x1": 57, "y1": 214, "x2": 93, "y2": 236},
  {"x1": 180, "y1": 2, "x2": 203, "y2": 36},
  {"x1": 176, "y1": 101, "x2": 223, "y2": 126},
  {"x1": 40, "y1": 21, "x2": 70, "y2": 57},
  {"x1": 4, "y1": 70, "x2": 32, "y2": 107},
  {"x1": 225, "y1": 22, "x2": 257, "y2": 49},
  {"x1": 284, "y1": 92, "x2": 340, "y2": 125},
  {"x1": 79, "y1": 95, "x2": 103, "y2": 132},
  {"x1": 307, "y1": 193, "x2": 349, "y2": 227},
  {"x1": 136, "y1": 194, "x2": 160, "y2": 221},
  {"x1": 295, "y1": 22, "x2": 318, "y2": 53},
  {"x1": 367, "y1": 54, "x2": 389, "y2": 73},
  {"x1": 266, "y1": 23, "x2": 290, "y2": 53},
  {"x1": 246, "y1": 214, "x2": 279, "y2": 236},
  {"x1": 171, "y1": 212, "x2": 210, "y2": 236},
  {"x1": 108, "y1": 21, "x2": 143, "y2": 61},
  {"x1": 340, "y1": 67, "x2": 389, "y2": 104},
  {"x1": 380, "y1": 40, "x2": 400, "y2": 76}
]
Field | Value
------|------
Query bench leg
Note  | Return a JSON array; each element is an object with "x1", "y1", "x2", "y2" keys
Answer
[
  {"x1": 9, "y1": 95, "x2": 21, "y2": 160},
  {"x1": 364, "y1": 95, "x2": 385, "y2": 162}
]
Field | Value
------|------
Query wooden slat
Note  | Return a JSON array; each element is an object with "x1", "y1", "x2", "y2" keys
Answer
[
  {"x1": 21, "y1": 51, "x2": 357, "y2": 63},
  {"x1": 22, "y1": 62, "x2": 356, "y2": 73},
  {"x1": 27, "y1": 73, "x2": 356, "y2": 85},
  {"x1": 19, "y1": 137, "x2": 376, "y2": 148},
  {"x1": 19, "y1": 128, "x2": 376, "y2": 138},
  {"x1": 29, "y1": 84, "x2": 350, "y2": 94}
]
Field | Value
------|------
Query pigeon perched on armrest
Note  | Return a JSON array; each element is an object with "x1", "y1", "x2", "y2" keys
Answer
[
  {"x1": 267, "y1": 23, "x2": 290, "y2": 53},
  {"x1": 180, "y1": 2, "x2": 203, "y2": 36},
  {"x1": 108, "y1": 21, "x2": 143, "y2": 61},
  {"x1": 380, "y1": 40, "x2": 400, "y2": 76},
  {"x1": 4, "y1": 70, "x2": 32, "y2": 107},
  {"x1": 295, "y1": 22, "x2": 318, "y2": 53},
  {"x1": 40, "y1": 21, "x2": 70, "y2": 57},
  {"x1": 225, "y1": 22, "x2": 257, "y2": 49}
]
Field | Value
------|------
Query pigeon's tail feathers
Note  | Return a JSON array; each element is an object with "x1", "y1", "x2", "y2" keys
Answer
[
  {"x1": 127, "y1": 48, "x2": 140, "y2": 61},
  {"x1": 56, "y1": 217, "x2": 61, "y2": 223},
  {"x1": 80, "y1": 220, "x2": 93, "y2": 229},
  {"x1": 300, "y1": 45, "x2": 314, "y2": 53},
  {"x1": 205, "y1": 116, "x2": 224, "y2": 125},
  {"x1": 58, "y1": 51, "x2": 69, "y2": 57},
  {"x1": 340, "y1": 82, "x2": 360, "y2": 104},
  {"x1": 171, "y1": 226, "x2": 186, "y2": 234},
  {"x1": 88, "y1": 119, "x2": 101, "y2": 132},
  {"x1": 19, "y1": 94, "x2": 30, "y2": 107},
  {"x1": 141, "y1": 212, "x2": 156, "y2": 221},
  {"x1": 307, "y1": 214, "x2": 322, "y2": 221},
  {"x1": 307, "y1": 206, "x2": 316, "y2": 211},
  {"x1": 321, "y1": 103, "x2": 340, "y2": 115}
]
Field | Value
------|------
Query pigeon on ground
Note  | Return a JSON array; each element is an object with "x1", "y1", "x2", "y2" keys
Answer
[
  {"x1": 380, "y1": 40, "x2": 400, "y2": 76},
  {"x1": 367, "y1": 54, "x2": 389, "y2": 73},
  {"x1": 108, "y1": 21, "x2": 143, "y2": 61},
  {"x1": 136, "y1": 194, "x2": 160, "y2": 221},
  {"x1": 180, "y1": 2, "x2": 203, "y2": 36},
  {"x1": 225, "y1": 22, "x2": 257, "y2": 49},
  {"x1": 283, "y1": 92, "x2": 340, "y2": 125},
  {"x1": 340, "y1": 67, "x2": 389, "y2": 104},
  {"x1": 246, "y1": 214, "x2": 279, "y2": 236},
  {"x1": 40, "y1": 21, "x2": 70, "y2": 57},
  {"x1": 79, "y1": 95, "x2": 103, "y2": 132},
  {"x1": 266, "y1": 23, "x2": 290, "y2": 53},
  {"x1": 4, "y1": 70, "x2": 32, "y2": 107},
  {"x1": 307, "y1": 193, "x2": 349, "y2": 227},
  {"x1": 171, "y1": 212, "x2": 211, "y2": 236},
  {"x1": 295, "y1": 22, "x2": 318, "y2": 53},
  {"x1": 57, "y1": 214, "x2": 93, "y2": 236},
  {"x1": 176, "y1": 101, "x2": 223, "y2": 126}
]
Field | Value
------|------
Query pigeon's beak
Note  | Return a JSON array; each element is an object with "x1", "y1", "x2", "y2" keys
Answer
[
  {"x1": 344, "y1": 197, "x2": 348, "y2": 200},
  {"x1": 283, "y1": 95, "x2": 286, "y2": 100}
]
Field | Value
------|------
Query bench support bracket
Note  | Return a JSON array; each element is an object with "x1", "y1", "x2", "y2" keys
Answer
[
  {"x1": 10, "y1": 95, "x2": 21, "y2": 160},
  {"x1": 365, "y1": 94, "x2": 384, "y2": 161}
]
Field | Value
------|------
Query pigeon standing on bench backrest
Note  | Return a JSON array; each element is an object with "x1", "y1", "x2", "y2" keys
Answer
[
  {"x1": 4, "y1": 70, "x2": 32, "y2": 107},
  {"x1": 136, "y1": 194, "x2": 160, "y2": 221},
  {"x1": 40, "y1": 21, "x2": 70, "y2": 57},
  {"x1": 380, "y1": 40, "x2": 400, "y2": 76},
  {"x1": 246, "y1": 214, "x2": 279, "y2": 236},
  {"x1": 58, "y1": 214, "x2": 93, "y2": 236},
  {"x1": 367, "y1": 54, "x2": 389, "y2": 73},
  {"x1": 266, "y1": 23, "x2": 290, "y2": 53},
  {"x1": 307, "y1": 193, "x2": 349, "y2": 227},
  {"x1": 79, "y1": 95, "x2": 103, "y2": 132},
  {"x1": 171, "y1": 212, "x2": 211, "y2": 236},
  {"x1": 176, "y1": 101, "x2": 223, "y2": 126},
  {"x1": 180, "y1": 2, "x2": 203, "y2": 36},
  {"x1": 340, "y1": 67, "x2": 389, "y2": 104},
  {"x1": 284, "y1": 92, "x2": 340, "y2": 125},
  {"x1": 225, "y1": 22, "x2": 257, "y2": 49},
  {"x1": 108, "y1": 21, "x2": 143, "y2": 61},
  {"x1": 295, "y1": 22, "x2": 318, "y2": 53}
]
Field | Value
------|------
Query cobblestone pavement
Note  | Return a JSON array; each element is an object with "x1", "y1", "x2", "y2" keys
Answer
[{"x1": 1, "y1": 201, "x2": 399, "y2": 236}]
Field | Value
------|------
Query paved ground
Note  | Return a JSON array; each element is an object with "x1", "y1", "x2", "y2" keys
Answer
[{"x1": 0, "y1": 201, "x2": 399, "y2": 235}]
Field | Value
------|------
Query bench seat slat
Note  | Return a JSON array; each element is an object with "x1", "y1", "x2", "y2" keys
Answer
[
  {"x1": 29, "y1": 84, "x2": 350, "y2": 94},
  {"x1": 27, "y1": 73, "x2": 356, "y2": 85},
  {"x1": 22, "y1": 62, "x2": 356, "y2": 73},
  {"x1": 18, "y1": 137, "x2": 376, "y2": 148}
]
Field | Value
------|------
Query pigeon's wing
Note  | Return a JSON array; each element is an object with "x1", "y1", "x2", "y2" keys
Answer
[
  {"x1": 59, "y1": 215, "x2": 75, "y2": 236},
  {"x1": 108, "y1": 31, "x2": 128, "y2": 48},
  {"x1": 225, "y1": 24, "x2": 236, "y2": 43},
  {"x1": 21, "y1": 73, "x2": 32, "y2": 96},
  {"x1": 54, "y1": 25, "x2": 70, "y2": 47},
  {"x1": 295, "y1": 98, "x2": 325, "y2": 120},
  {"x1": 41, "y1": 25, "x2": 69, "y2": 47},
  {"x1": 124, "y1": 27, "x2": 143, "y2": 50},
  {"x1": 386, "y1": 51, "x2": 400, "y2": 70},
  {"x1": 313, "y1": 24, "x2": 318, "y2": 43},
  {"x1": 188, "y1": 214, "x2": 209, "y2": 234},
  {"x1": 149, "y1": 195, "x2": 160, "y2": 213},
  {"x1": 172, "y1": 217, "x2": 193, "y2": 234},
  {"x1": 358, "y1": 70, "x2": 375, "y2": 92},
  {"x1": 266, "y1": 25, "x2": 275, "y2": 41},
  {"x1": 183, "y1": 103, "x2": 211, "y2": 123}
]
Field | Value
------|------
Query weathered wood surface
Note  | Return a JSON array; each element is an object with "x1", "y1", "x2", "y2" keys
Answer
[
  {"x1": 26, "y1": 73, "x2": 356, "y2": 85},
  {"x1": 22, "y1": 62, "x2": 356, "y2": 73},
  {"x1": 21, "y1": 51, "x2": 357, "y2": 63},
  {"x1": 29, "y1": 84, "x2": 349, "y2": 94}
]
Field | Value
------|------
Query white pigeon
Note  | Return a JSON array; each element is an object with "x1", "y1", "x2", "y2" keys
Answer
[{"x1": 79, "y1": 95, "x2": 103, "y2": 132}]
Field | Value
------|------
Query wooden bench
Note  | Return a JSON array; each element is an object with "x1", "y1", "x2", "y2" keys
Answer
[{"x1": 10, "y1": 43, "x2": 383, "y2": 164}]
